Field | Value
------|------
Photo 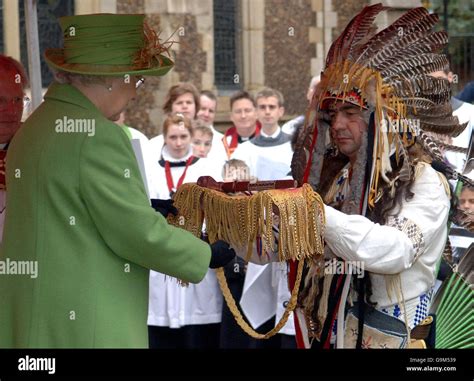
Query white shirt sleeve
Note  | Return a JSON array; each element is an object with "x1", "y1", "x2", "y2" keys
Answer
[{"x1": 323, "y1": 165, "x2": 450, "y2": 275}]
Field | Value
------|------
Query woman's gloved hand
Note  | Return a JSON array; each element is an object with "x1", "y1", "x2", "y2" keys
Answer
[
  {"x1": 209, "y1": 240, "x2": 236, "y2": 269},
  {"x1": 150, "y1": 199, "x2": 179, "y2": 218}
]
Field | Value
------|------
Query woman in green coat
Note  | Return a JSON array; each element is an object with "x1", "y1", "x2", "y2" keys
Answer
[{"x1": 0, "y1": 14, "x2": 234, "y2": 348}]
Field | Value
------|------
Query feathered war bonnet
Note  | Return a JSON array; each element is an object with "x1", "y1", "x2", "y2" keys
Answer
[{"x1": 292, "y1": 4, "x2": 471, "y2": 217}]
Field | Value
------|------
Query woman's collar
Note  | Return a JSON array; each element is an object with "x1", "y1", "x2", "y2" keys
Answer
[{"x1": 161, "y1": 145, "x2": 193, "y2": 162}]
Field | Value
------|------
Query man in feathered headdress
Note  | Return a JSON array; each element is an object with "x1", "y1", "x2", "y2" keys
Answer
[{"x1": 291, "y1": 4, "x2": 472, "y2": 349}]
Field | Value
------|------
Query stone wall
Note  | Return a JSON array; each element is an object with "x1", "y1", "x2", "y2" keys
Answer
[
  {"x1": 263, "y1": 0, "x2": 316, "y2": 116},
  {"x1": 331, "y1": 0, "x2": 369, "y2": 40},
  {"x1": 168, "y1": 14, "x2": 207, "y2": 87},
  {"x1": 117, "y1": 0, "x2": 213, "y2": 138}
]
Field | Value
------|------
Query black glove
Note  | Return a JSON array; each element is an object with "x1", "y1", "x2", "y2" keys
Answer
[
  {"x1": 150, "y1": 199, "x2": 179, "y2": 218},
  {"x1": 223, "y1": 255, "x2": 247, "y2": 280},
  {"x1": 209, "y1": 240, "x2": 236, "y2": 269}
]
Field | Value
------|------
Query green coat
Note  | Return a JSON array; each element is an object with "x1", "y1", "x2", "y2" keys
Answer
[{"x1": 0, "y1": 83, "x2": 211, "y2": 348}]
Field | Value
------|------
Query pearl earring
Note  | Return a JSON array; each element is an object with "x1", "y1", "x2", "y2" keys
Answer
[{"x1": 107, "y1": 86, "x2": 113, "y2": 92}]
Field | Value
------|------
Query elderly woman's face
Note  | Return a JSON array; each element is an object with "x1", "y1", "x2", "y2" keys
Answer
[{"x1": 104, "y1": 76, "x2": 141, "y2": 121}]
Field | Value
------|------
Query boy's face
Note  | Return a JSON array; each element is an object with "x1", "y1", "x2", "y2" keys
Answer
[
  {"x1": 256, "y1": 96, "x2": 284, "y2": 130},
  {"x1": 192, "y1": 130, "x2": 212, "y2": 158},
  {"x1": 197, "y1": 95, "x2": 217, "y2": 126},
  {"x1": 459, "y1": 188, "x2": 474, "y2": 214}
]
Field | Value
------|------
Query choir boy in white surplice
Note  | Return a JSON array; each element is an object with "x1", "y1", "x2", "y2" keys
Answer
[
  {"x1": 148, "y1": 114, "x2": 223, "y2": 349},
  {"x1": 149, "y1": 82, "x2": 200, "y2": 160},
  {"x1": 231, "y1": 89, "x2": 293, "y2": 180},
  {"x1": 232, "y1": 87, "x2": 296, "y2": 348},
  {"x1": 197, "y1": 90, "x2": 228, "y2": 162}
]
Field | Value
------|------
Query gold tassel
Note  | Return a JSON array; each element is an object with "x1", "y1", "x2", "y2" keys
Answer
[{"x1": 169, "y1": 183, "x2": 326, "y2": 262}]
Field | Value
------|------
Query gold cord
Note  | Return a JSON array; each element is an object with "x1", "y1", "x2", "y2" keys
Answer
[{"x1": 215, "y1": 259, "x2": 305, "y2": 339}]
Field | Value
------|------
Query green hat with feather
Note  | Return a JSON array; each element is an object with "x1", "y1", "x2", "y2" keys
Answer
[{"x1": 45, "y1": 13, "x2": 173, "y2": 76}]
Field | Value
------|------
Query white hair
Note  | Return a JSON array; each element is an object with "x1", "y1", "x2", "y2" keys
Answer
[{"x1": 51, "y1": 69, "x2": 108, "y2": 86}]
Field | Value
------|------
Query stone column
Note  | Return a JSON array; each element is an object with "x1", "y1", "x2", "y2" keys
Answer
[
  {"x1": 75, "y1": 0, "x2": 117, "y2": 14},
  {"x1": 241, "y1": 0, "x2": 265, "y2": 91},
  {"x1": 3, "y1": 0, "x2": 20, "y2": 60}
]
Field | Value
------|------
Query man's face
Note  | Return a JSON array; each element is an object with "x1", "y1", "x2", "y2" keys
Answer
[
  {"x1": 459, "y1": 188, "x2": 474, "y2": 214},
  {"x1": 230, "y1": 98, "x2": 257, "y2": 137},
  {"x1": 0, "y1": 68, "x2": 25, "y2": 143},
  {"x1": 171, "y1": 92, "x2": 196, "y2": 120},
  {"x1": 197, "y1": 95, "x2": 216, "y2": 126},
  {"x1": 256, "y1": 96, "x2": 284, "y2": 131},
  {"x1": 329, "y1": 102, "x2": 368, "y2": 162}
]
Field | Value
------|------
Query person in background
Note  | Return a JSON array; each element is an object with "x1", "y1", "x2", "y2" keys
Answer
[
  {"x1": 163, "y1": 82, "x2": 200, "y2": 120},
  {"x1": 459, "y1": 186, "x2": 474, "y2": 215},
  {"x1": 232, "y1": 87, "x2": 293, "y2": 180},
  {"x1": 192, "y1": 122, "x2": 214, "y2": 158},
  {"x1": 148, "y1": 113, "x2": 224, "y2": 349},
  {"x1": 222, "y1": 159, "x2": 252, "y2": 182},
  {"x1": 222, "y1": 91, "x2": 261, "y2": 159},
  {"x1": 197, "y1": 90, "x2": 227, "y2": 161},
  {"x1": 149, "y1": 82, "x2": 200, "y2": 157},
  {"x1": 0, "y1": 55, "x2": 28, "y2": 242}
]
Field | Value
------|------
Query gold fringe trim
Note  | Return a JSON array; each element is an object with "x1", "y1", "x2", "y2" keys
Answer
[
  {"x1": 168, "y1": 183, "x2": 326, "y2": 337},
  {"x1": 168, "y1": 183, "x2": 326, "y2": 262}
]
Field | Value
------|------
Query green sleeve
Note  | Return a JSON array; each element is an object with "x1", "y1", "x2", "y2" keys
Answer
[
  {"x1": 119, "y1": 125, "x2": 133, "y2": 139},
  {"x1": 79, "y1": 120, "x2": 211, "y2": 283}
]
